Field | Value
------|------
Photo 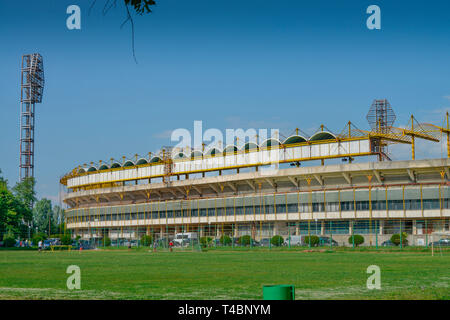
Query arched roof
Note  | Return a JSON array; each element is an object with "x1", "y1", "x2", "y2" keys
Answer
[
  {"x1": 136, "y1": 158, "x2": 148, "y2": 165},
  {"x1": 173, "y1": 152, "x2": 188, "y2": 159},
  {"x1": 283, "y1": 135, "x2": 307, "y2": 145},
  {"x1": 261, "y1": 138, "x2": 281, "y2": 148},
  {"x1": 111, "y1": 162, "x2": 121, "y2": 168},
  {"x1": 78, "y1": 168, "x2": 86, "y2": 174},
  {"x1": 243, "y1": 142, "x2": 258, "y2": 151},
  {"x1": 309, "y1": 131, "x2": 336, "y2": 141},
  {"x1": 223, "y1": 145, "x2": 238, "y2": 154},
  {"x1": 98, "y1": 164, "x2": 109, "y2": 171},
  {"x1": 87, "y1": 166, "x2": 97, "y2": 172},
  {"x1": 123, "y1": 161, "x2": 135, "y2": 167},
  {"x1": 150, "y1": 156, "x2": 162, "y2": 163}
]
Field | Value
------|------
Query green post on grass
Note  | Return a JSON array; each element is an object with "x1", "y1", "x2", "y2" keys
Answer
[{"x1": 263, "y1": 285, "x2": 295, "y2": 300}]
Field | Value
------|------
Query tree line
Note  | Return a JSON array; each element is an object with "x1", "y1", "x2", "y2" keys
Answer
[{"x1": 0, "y1": 169, "x2": 66, "y2": 246}]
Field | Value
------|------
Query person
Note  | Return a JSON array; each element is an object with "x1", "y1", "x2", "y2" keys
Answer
[
  {"x1": 169, "y1": 240, "x2": 174, "y2": 252},
  {"x1": 38, "y1": 240, "x2": 43, "y2": 253},
  {"x1": 153, "y1": 241, "x2": 157, "y2": 253}
]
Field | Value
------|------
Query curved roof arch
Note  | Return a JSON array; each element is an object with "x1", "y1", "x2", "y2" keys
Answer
[
  {"x1": 77, "y1": 168, "x2": 86, "y2": 174},
  {"x1": 309, "y1": 131, "x2": 336, "y2": 141},
  {"x1": 136, "y1": 158, "x2": 148, "y2": 165},
  {"x1": 242, "y1": 142, "x2": 259, "y2": 151},
  {"x1": 223, "y1": 145, "x2": 238, "y2": 155},
  {"x1": 283, "y1": 135, "x2": 308, "y2": 145},
  {"x1": 173, "y1": 152, "x2": 188, "y2": 160},
  {"x1": 123, "y1": 160, "x2": 135, "y2": 167},
  {"x1": 87, "y1": 166, "x2": 97, "y2": 172},
  {"x1": 98, "y1": 164, "x2": 109, "y2": 171},
  {"x1": 260, "y1": 138, "x2": 281, "y2": 148},
  {"x1": 149, "y1": 156, "x2": 162, "y2": 163},
  {"x1": 111, "y1": 162, "x2": 122, "y2": 169}
]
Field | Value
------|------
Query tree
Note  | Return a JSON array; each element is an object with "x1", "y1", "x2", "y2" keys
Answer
[
  {"x1": 33, "y1": 199, "x2": 56, "y2": 235},
  {"x1": 348, "y1": 234, "x2": 365, "y2": 247},
  {"x1": 12, "y1": 177, "x2": 36, "y2": 210},
  {"x1": 0, "y1": 181, "x2": 31, "y2": 239},
  {"x1": 141, "y1": 235, "x2": 153, "y2": 246},
  {"x1": 91, "y1": 0, "x2": 157, "y2": 62},
  {"x1": 304, "y1": 235, "x2": 320, "y2": 246},
  {"x1": 220, "y1": 235, "x2": 231, "y2": 246},
  {"x1": 271, "y1": 235, "x2": 284, "y2": 247},
  {"x1": 391, "y1": 233, "x2": 408, "y2": 246},
  {"x1": 238, "y1": 235, "x2": 252, "y2": 246}
]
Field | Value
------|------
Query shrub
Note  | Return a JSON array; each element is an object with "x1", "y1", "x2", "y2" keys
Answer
[
  {"x1": 61, "y1": 234, "x2": 72, "y2": 245},
  {"x1": 141, "y1": 235, "x2": 153, "y2": 246},
  {"x1": 238, "y1": 235, "x2": 252, "y2": 246},
  {"x1": 271, "y1": 235, "x2": 284, "y2": 246},
  {"x1": 31, "y1": 232, "x2": 47, "y2": 246},
  {"x1": 102, "y1": 236, "x2": 111, "y2": 247},
  {"x1": 348, "y1": 234, "x2": 364, "y2": 246},
  {"x1": 220, "y1": 235, "x2": 232, "y2": 246},
  {"x1": 3, "y1": 232, "x2": 16, "y2": 248},
  {"x1": 391, "y1": 233, "x2": 408, "y2": 246},
  {"x1": 304, "y1": 235, "x2": 319, "y2": 246},
  {"x1": 200, "y1": 236, "x2": 212, "y2": 247}
]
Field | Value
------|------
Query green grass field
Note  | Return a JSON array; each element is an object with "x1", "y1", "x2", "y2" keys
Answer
[{"x1": 0, "y1": 248, "x2": 449, "y2": 300}]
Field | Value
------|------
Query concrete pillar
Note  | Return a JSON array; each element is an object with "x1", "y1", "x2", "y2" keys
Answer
[
  {"x1": 349, "y1": 220, "x2": 353, "y2": 235},
  {"x1": 412, "y1": 220, "x2": 417, "y2": 235},
  {"x1": 200, "y1": 226, "x2": 204, "y2": 237},
  {"x1": 295, "y1": 223, "x2": 300, "y2": 236},
  {"x1": 379, "y1": 220, "x2": 384, "y2": 235},
  {"x1": 321, "y1": 220, "x2": 325, "y2": 235}
]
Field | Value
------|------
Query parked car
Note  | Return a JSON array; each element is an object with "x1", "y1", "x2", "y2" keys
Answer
[
  {"x1": 318, "y1": 236, "x2": 339, "y2": 247},
  {"x1": 430, "y1": 238, "x2": 450, "y2": 247},
  {"x1": 72, "y1": 240, "x2": 93, "y2": 250},
  {"x1": 284, "y1": 235, "x2": 303, "y2": 246},
  {"x1": 259, "y1": 238, "x2": 271, "y2": 247},
  {"x1": 381, "y1": 239, "x2": 395, "y2": 246}
]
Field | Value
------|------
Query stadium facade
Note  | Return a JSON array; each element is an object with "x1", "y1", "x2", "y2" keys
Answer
[{"x1": 60, "y1": 105, "x2": 450, "y2": 246}]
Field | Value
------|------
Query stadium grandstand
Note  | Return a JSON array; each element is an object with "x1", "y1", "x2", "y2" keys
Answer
[{"x1": 60, "y1": 100, "x2": 450, "y2": 247}]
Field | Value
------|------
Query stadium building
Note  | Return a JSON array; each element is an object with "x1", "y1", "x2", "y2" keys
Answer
[{"x1": 60, "y1": 101, "x2": 450, "y2": 246}]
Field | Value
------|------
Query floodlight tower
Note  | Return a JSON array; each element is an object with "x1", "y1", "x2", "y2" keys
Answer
[{"x1": 19, "y1": 53, "x2": 44, "y2": 181}]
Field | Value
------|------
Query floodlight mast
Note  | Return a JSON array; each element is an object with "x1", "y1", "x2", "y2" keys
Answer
[{"x1": 19, "y1": 53, "x2": 44, "y2": 183}]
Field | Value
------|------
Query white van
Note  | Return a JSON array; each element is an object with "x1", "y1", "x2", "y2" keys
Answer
[
  {"x1": 284, "y1": 235, "x2": 303, "y2": 246},
  {"x1": 173, "y1": 232, "x2": 198, "y2": 246}
]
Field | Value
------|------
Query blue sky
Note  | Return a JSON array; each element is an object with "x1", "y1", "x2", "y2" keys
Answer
[{"x1": 1, "y1": 0, "x2": 450, "y2": 203}]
